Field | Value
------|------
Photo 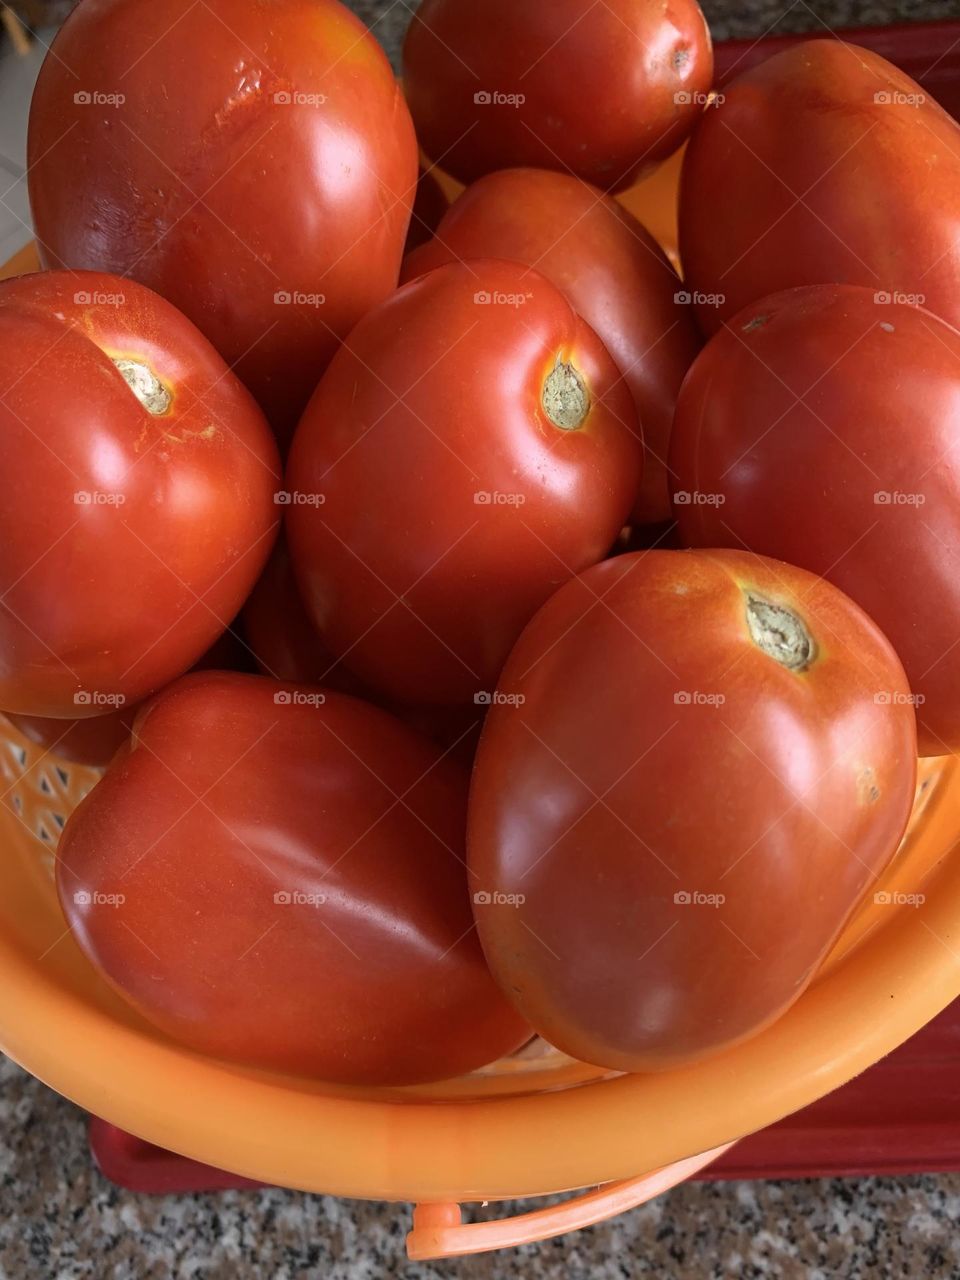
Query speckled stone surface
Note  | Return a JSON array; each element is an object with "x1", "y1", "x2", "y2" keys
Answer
[{"x1": 3, "y1": 1, "x2": 960, "y2": 1276}]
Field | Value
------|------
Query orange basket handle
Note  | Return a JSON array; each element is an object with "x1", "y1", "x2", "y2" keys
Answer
[{"x1": 406, "y1": 1142, "x2": 735, "y2": 1260}]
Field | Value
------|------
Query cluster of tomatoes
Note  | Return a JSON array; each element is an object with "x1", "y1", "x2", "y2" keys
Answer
[{"x1": 2, "y1": 0, "x2": 956, "y2": 1086}]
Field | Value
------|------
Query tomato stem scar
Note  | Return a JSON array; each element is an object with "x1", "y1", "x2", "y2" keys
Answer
[
  {"x1": 746, "y1": 593, "x2": 815, "y2": 670},
  {"x1": 542, "y1": 360, "x2": 589, "y2": 430},
  {"x1": 112, "y1": 358, "x2": 172, "y2": 415}
]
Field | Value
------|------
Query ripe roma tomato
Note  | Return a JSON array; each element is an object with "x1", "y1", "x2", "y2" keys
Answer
[
  {"x1": 286, "y1": 259, "x2": 642, "y2": 707},
  {"x1": 670, "y1": 284, "x2": 960, "y2": 757},
  {"x1": 0, "y1": 271, "x2": 279, "y2": 719},
  {"x1": 679, "y1": 41, "x2": 960, "y2": 334},
  {"x1": 403, "y1": 168, "x2": 701, "y2": 523},
  {"x1": 28, "y1": 0, "x2": 418, "y2": 446},
  {"x1": 403, "y1": 0, "x2": 713, "y2": 191},
  {"x1": 57, "y1": 671, "x2": 528, "y2": 1084},
  {"x1": 468, "y1": 550, "x2": 917, "y2": 1071}
]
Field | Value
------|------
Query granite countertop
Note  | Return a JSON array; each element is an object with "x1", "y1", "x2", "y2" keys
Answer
[{"x1": 4, "y1": 1, "x2": 960, "y2": 1276}]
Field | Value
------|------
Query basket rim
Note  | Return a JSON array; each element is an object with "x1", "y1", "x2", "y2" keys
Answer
[{"x1": 1, "y1": 758, "x2": 958, "y2": 1203}]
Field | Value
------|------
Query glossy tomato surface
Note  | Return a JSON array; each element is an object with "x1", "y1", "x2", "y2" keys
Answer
[
  {"x1": 28, "y1": 0, "x2": 418, "y2": 446},
  {"x1": 670, "y1": 284, "x2": 960, "y2": 757},
  {"x1": 57, "y1": 671, "x2": 528, "y2": 1084},
  {"x1": 403, "y1": 168, "x2": 700, "y2": 523},
  {"x1": 679, "y1": 41, "x2": 960, "y2": 334},
  {"x1": 0, "y1": 271, "x2": 279, "y2": 719},
  {"x1": 286, "y1": 258, "x2": 642, "y2": 707},
  {"x1": 468, "y1": 549, "x2": 917, "y2": 1072},
  {"x1": 403, "y1": 0, "x2": 713, "y2": 191}
]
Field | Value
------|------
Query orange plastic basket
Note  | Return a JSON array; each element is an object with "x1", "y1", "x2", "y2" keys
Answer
[{"x1": 2, "y1": 185, "x2": 960, "y2": 1258}]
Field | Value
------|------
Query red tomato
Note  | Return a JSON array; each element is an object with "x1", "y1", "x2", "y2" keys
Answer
[
  {"x1": 403, "y1": 0, "x2": 713, "y2": 191},
  {"x1": 468, "y1": 549, "x2": 917, "y2": 1071},
  {"x1": 57, "y1": 671, "x2": 528, "y2": 1084},
  {"x1": 402, "y1": 168, "x2": 700, "y2": 524},
  {"x1": 679, "y1": 41, "x2": 960, "y2": 334},
  {"x1": 28, "y1": 0, "x2": 418, "y2": 447},
  {"x1": 670, "y1": 284, "x2": 960, "y2": 757},
  {"x1": 0, "y1": 271, "x2": 279, "y2": 718},
  {"x1": 286, "y1": 259, "x2": 642, "y2": 706},
  {"x1": 405, "y1": 170, "x2": 450, "y2": 254}
]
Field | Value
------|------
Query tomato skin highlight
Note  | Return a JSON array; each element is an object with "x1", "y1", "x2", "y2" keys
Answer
[
  {"x1": 679, "y1": 40, "x2": 960, "y2": 335},
  {"x1": 670, "y1": 283, "x2": 960, "y2": 757},
  {"x1": 286, "y1": 258, "x2": 642, "y2": 707},
  {"x1": 403, "y1": 168, "x2": 700, "y2": 525},
  {"x1": 0, "y1": 270, "x2": 279, "y2": 719},
  {"x1": 403, "y1": 0, "x2": 713, "y2": 191},
  {"x1": 57, "y1": 671, "x2": 529, "y2": 1085},
  {"x1": 27, "y1": 0, "x2": 419, "y2": 446},
  {"x1": 468, "y1": 549, "x2": 917, "y2": 1072}
]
